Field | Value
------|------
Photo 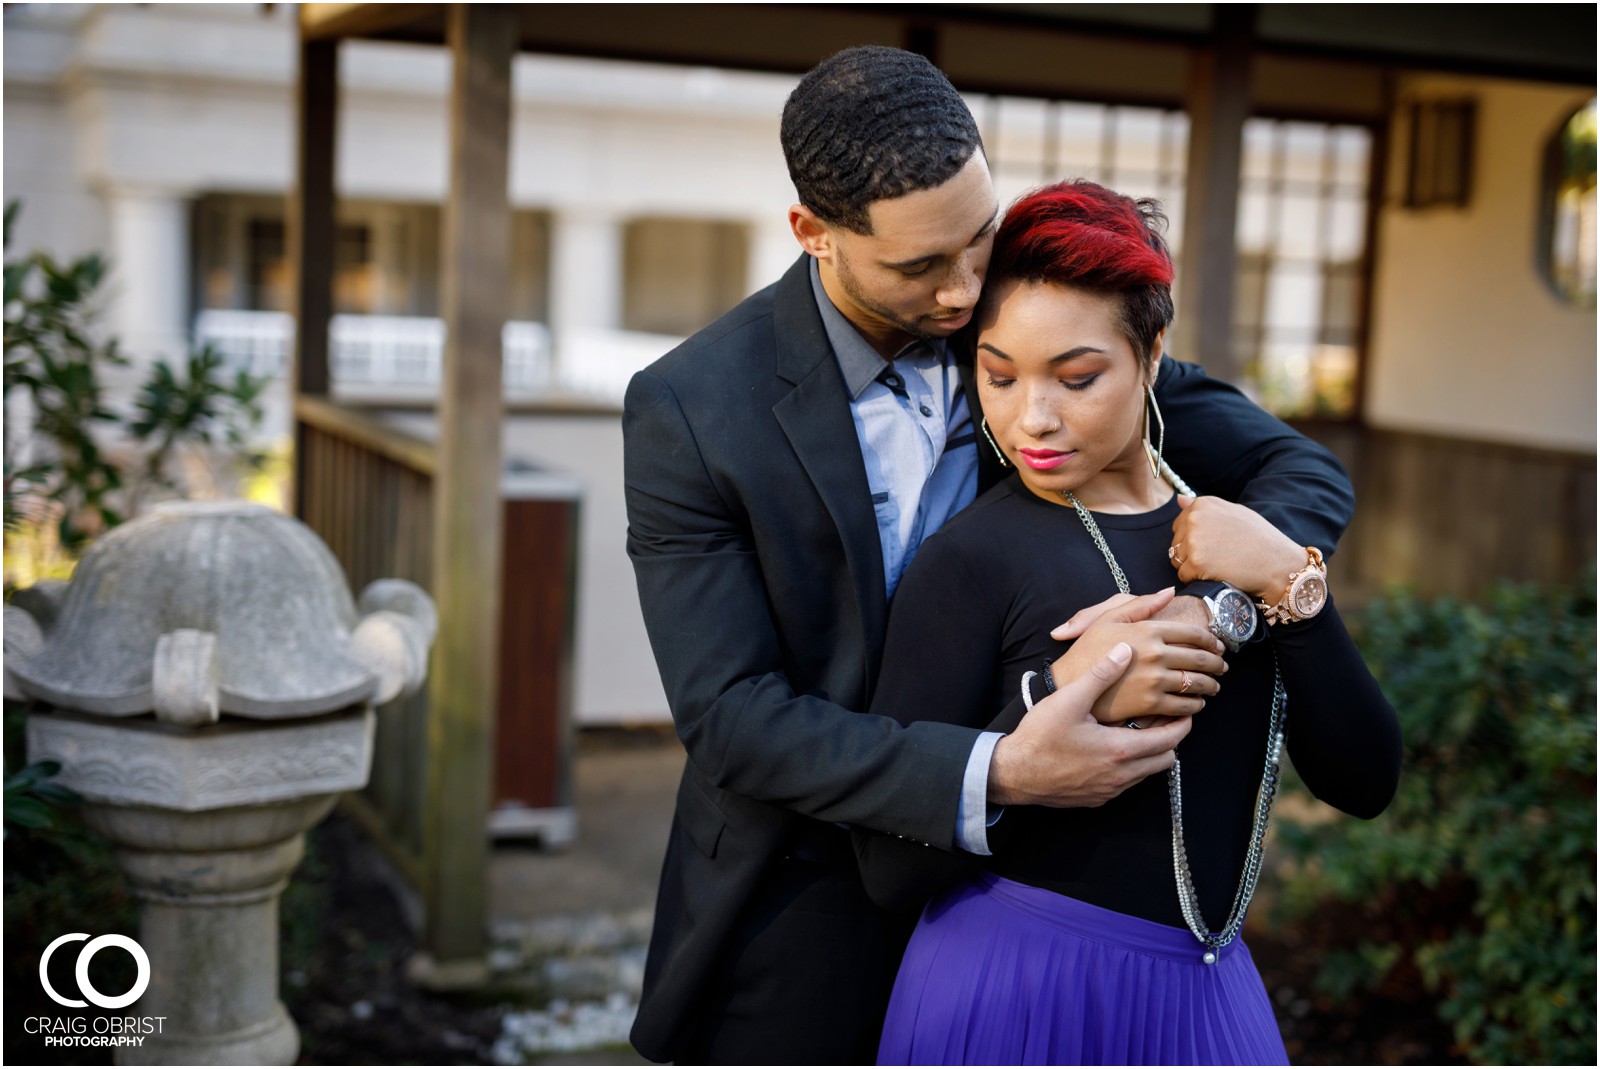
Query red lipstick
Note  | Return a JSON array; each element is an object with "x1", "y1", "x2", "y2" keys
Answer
[{"x1": 1018, "y1": 448, "x2": 1073, "y2": 471}]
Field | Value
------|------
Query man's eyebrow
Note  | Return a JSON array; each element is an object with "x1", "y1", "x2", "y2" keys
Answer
[
  {"x1": 883, "y1": 208, "x2": 1000, "y2": 271},
  {"x1": 978, "y1": 343, "x2": 1106, "y2": 364}
]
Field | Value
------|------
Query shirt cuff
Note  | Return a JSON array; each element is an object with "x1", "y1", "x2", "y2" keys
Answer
[{"x1": 955, "y1": 731, "x2": 1005, "y2": 856}]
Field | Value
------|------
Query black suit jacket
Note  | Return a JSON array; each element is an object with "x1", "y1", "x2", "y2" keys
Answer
[{"x1": 622, "y1": 254, "x2": 1354, "y2": 1060}]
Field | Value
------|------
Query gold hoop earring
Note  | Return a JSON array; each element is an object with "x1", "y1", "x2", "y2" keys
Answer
[
  {"x1": 980, "y1": 416, "x2": 1009, "y2": 468},
  {"x1": 1144, "y1": 382, "x2": 1165, "y2": 481}
]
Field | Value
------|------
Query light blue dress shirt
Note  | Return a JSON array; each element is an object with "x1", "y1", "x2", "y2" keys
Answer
[{"x1": 809, "y1": 260, "x2": 1002, "y2": 855}]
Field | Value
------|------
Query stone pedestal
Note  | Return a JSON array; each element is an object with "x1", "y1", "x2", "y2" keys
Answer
[
  {"x1": 10, "y1": 502, "x2": 435, "y2": 1067},
  {"x1": 28, "y1": 707, "x2": 374, "y2": 1066}
]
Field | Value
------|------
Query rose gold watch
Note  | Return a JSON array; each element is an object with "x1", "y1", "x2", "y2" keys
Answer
[{"x1": 1259, "y1": 546, "x2": 1328, "y2": 625}]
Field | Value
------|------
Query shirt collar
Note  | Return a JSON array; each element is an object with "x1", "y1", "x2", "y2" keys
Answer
[{"x1": 808, "y1": 256, "x2": 943, "y2": 400}]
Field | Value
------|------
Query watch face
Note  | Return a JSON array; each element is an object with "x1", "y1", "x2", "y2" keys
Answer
[
  {"x1": 1291, "y1": 572, "x2": 1328, "y2": 617},
  {"x1": 1216, "y1": 590, "x2": 1256, "y2": 641}
]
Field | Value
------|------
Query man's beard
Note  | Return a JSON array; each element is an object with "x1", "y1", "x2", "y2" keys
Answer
[{"x1": 835, "y1": 255, "x2": 941, "y2": 345}]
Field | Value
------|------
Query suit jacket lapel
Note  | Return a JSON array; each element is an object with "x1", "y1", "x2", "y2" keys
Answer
[
  {"x1": 958, "y1": 355, "x2": 1008, "y2": 492},
  {"x1": 769, "y1": 256, "x2": 889, "y2": 674}
]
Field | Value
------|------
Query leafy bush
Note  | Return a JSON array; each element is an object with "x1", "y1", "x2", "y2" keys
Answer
[
  {"x1": 3, "y1": 199, "x2": 267, "y2": 559},
  {"x1": 1274, "y1": 572, "x2": 1596, "y2": 1065},
  {"x1": 3, "y1": 202, "x2": 128, "y2": 546},
  {"x1": 3, "y1": 718, "x2": 140, "y2": 1059}
]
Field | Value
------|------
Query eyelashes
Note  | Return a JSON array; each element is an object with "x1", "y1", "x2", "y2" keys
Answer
[{"x1": 983, "y1": 373, "x2": 1101, "y2": 391}]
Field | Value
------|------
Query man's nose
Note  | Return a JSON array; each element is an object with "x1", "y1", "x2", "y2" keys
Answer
[{"x1": 937, "y1": 253, "x2": 982, "y2": 310}]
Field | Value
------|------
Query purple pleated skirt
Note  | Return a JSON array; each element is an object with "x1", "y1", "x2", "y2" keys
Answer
[{"x1": 877, "y1": 873, "x2": 1288, "y2": 1066}]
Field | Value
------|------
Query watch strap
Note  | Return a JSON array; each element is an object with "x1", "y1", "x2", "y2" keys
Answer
[{"x1": 1259, "y1": 547, "x2": 1328, "y2": 625}]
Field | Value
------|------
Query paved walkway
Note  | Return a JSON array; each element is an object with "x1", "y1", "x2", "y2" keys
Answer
[
  {"x1": 485, "y1": 728, "x2": 683, "y2": 1065},
  {"x1": 491, "y1": 728, "x2": 683, "y2": 921}
]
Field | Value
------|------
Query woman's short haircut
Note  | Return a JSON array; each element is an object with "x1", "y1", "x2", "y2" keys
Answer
[
  {"x1": 984, "y1": 180, "x2": 1176, "y2": 361},
  {"x1": 781, "y1": 46, "x2": 983, "y2": 235}
]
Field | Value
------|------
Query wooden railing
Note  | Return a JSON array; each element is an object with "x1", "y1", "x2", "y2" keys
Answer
[
  {"x1": 294, "y1": 396, "x2": 579, "y2": 902},
  {"x1": 297, "y1": 396, "x2": 438, "y2": 886}
]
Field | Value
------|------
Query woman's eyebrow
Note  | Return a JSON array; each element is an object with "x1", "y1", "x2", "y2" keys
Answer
[{"x1": 978, "y1": 343, "x2": 1106, "y2": 363}]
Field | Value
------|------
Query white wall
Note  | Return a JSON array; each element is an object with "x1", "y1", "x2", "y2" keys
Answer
[
  {"x1": 1365, "y1": 74, "x2": 1596, "y2": 452},
  {"x1": 382, "y1": 410, "x2": 670, "y2": 725}
]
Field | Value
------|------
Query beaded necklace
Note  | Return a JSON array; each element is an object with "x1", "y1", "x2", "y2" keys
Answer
[{"x1": 1061, "y1": 457, "x2": 1286, "y2": 964}]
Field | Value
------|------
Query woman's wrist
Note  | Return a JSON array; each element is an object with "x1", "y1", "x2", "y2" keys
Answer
[{"x1": 1250, "y1": 541, "x2": 1312, "y2": 602}]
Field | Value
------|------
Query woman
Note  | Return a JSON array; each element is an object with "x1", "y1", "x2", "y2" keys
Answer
[{"x1": 859, "y1": 180, "x2": 1402, "y2": 1066}]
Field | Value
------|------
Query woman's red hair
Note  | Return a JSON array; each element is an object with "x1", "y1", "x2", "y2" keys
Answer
[{"x1": 983, "y1": 180, "x2": 1175, "y2": 358}]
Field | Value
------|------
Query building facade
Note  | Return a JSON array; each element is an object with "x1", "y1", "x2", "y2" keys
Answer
[{"x1": 5, "y1": 3, "x2": 1595, "y2": 724}]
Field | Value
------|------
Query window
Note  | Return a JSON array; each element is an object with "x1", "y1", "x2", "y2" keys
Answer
[
  {"x1": 1403, "y1": 99, "x2": 1476, "y2": 209},
  {"x1": 246, "y1": 217, "x2": 289, "y2": 312},
  {"x1": 978, "y1": 95, "x2": 1188, "y2": 229},
  {"x1": 1540, "y1": 99, "x2": 1596, "y2": 309},
  {"x1": 333, "y1": 223, "x2": 375, "y2": 314},
  {"x1": 973, "y1": 94, "x2": 1373, "y2": 420},
  {"x1": 1235, "y1": 120, "x2": 1372, "y2": 419},
  {"x1": 622, "y1": 218, "x2": 749, "y2": 336}
]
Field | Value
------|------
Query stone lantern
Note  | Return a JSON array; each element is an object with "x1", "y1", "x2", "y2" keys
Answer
[{"x1": 6, "y1": 500, "x2": 435, "y2": 1065}]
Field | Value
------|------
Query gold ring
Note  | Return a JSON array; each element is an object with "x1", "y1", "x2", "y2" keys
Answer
[
  {"x1": 1168, "y1": 543, "x2": 1184, "y2": 565},
  {"x1": 1179, "y1": 671, "x2": 1192, "y2": 694}
]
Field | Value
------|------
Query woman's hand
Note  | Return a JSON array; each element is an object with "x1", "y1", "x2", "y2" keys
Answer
[
  {"x1": 1047, "y1": 589, "x2": 1226, "y2": 725},
  {"x1": 1168, "y1": 495, "x2": 1307, "y2": 602}
]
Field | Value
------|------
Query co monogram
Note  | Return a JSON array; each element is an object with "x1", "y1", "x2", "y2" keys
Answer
[{"x1": 39, "y1": 934, "x2": 151, "y2": 1009}]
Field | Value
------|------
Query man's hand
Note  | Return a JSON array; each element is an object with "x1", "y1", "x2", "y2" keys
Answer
[
  {"x1": 988, "y1": 642, "x2": 1190, "y2": 808},
  {"x1": 1044, "y1": 589, "x2": 1225, "y2": 724}
]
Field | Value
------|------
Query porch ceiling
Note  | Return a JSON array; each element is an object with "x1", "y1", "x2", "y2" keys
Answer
[{"x1": 300, "y1": 3, "x2": 1595, "y2": 91}]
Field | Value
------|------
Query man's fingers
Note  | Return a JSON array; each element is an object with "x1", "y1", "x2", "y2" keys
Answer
[
  {"x1": 1118, "y1": 715, "x2": 1192, "y2": 757},
  {"x1": 1050, "y1": 592, "x2": 1137, "y2": 640},
  {"x1": 1085, "y1": 641, "x2": 1134, "y2": 686}
]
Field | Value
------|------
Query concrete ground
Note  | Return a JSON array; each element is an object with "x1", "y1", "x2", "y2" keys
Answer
[
  {"x1": 489, "y1": 727, "x2": 683, "y2": 922},
  {"x1": 486, "y1": 727, "x2": 684, "y2": 1065}
]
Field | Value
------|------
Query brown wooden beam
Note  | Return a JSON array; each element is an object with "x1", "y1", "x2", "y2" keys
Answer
[
  {"x1": 1172, "y1": 5, "x2": 1255, "y2": 380},
  {"x1": 299, "y1": 3, "x2": 441, "y2": 42},
  {"x1": 289, "y1": 36, "x2": 338, "y2": 520},
  {"x1": 420, "y1": 1, "x2": 515, "y2": 974}
]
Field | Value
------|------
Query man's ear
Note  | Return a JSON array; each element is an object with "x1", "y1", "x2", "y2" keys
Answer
[{"x1": 788, "y1": 205, "x2": 834, "y2": 260}]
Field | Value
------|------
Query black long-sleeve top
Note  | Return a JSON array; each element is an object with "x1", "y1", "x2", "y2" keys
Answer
[{"x1": 856, "y1": 476, "x2": 1402, "y2": 929}]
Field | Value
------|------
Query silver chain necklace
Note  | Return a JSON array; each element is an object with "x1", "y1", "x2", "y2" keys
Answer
[{"x1": 1062, "y1": 479, "x2": 1286, "y2": 964}]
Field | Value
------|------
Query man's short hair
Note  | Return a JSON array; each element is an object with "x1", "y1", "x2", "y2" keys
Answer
[{"x1": 781, "y1": 45, "x2": 983, "y2": 235}]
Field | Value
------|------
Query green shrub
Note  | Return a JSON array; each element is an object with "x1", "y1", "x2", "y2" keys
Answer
[
  {"x1": 4, "y1": 199, "x2": 267, "y2": 558},
  {"x1": 1274, "y1": 572, "x2": 1596, "y2": 1065}
]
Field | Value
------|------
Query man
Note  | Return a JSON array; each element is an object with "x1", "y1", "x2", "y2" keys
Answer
[{"x1": 624, "y1": 46, "x2": 1353, "y2": 1064}]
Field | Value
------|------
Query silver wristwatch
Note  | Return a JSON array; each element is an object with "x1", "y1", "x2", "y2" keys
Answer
[{"x1": 1203, "y1": 584, "x2": 1258, "y2": 652}]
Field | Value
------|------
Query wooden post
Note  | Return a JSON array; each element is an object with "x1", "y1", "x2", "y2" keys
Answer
[
  {"x1": 289, "y1": 33, "x2": 338, "y2": 519},
  {"x1": 1172, "y1": 5, "x2": 1255, "y2": 380},
  {"x1": 420, "y1": 2, "x2": 516, "y2": 976}
]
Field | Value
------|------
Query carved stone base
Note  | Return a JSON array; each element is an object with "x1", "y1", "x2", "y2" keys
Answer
[
  {"x1": 26, "y1": 706, "x2": 375, "y2": 811},
  {"x1": 80, "y1": 797, "x2": 338, "y2": 1067},
  {"x1": 26, "y1": 707, "x2": 371, "y2": 1067}
]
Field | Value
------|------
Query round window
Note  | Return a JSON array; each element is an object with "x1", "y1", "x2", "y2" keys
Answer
[{"x1": 1539, "y1": 99, "x2": 1596, "y2": 309}]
